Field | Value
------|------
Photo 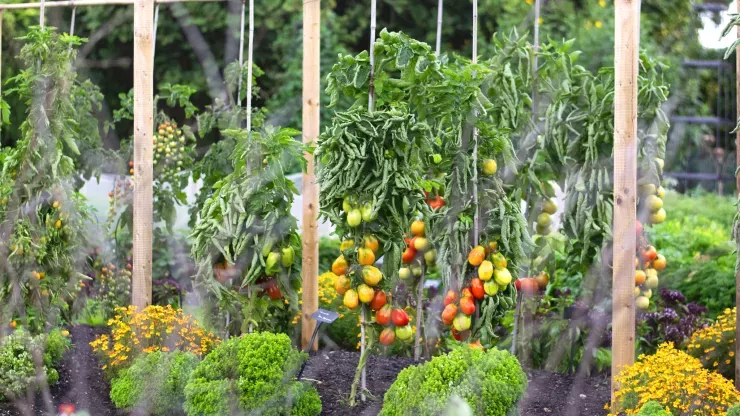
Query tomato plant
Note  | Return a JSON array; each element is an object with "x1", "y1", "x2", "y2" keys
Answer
[{"x1": 0, "y1": 28, "x2": 106, "y2": 333}]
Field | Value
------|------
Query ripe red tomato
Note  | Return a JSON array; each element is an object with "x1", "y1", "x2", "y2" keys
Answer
[
  {"x1": 441, "y1": 304, "x2": 457, "y2": 325},
  {"x1": 451, "y1": 327, "x2": 469, "y2": 341},
  {"x1": 461, "y1": 287, "x2": 473, "y2": 298},
  {"x1": 376, "y1": 304, "x2": 392, "y2": 326},
  {"x1": 470, "y1": 278, "x2": 485, "y2": 300},
  {"x1": 641, "y1": 245, "x2": 657, "y2": 263},
  {"x1": 264, "y1": 279, "x2": 282, "y2": 300},
  {"x1": 379, "y1": 328, "x2": 395, "y2": 346},
  {"x1": 401, "y1": 246, "x2": 417, "y2": 264},
  {"x1": 460, "y1": 296, "x2": 476, "y2": 315},
  {"x1": 391, "y1": 308, "x2": 410, "y2": 326},
  {"x1": 370, "y1": 290, "x2": 387, "y2": 311},
  {"x1": 443, "y1": 290, "x2": 458, "y2": 306},
  {"x1": 520, "y1": 278, "x2": 538, "y2": 296}
]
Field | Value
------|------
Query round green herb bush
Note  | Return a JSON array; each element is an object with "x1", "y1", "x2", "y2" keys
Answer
[
  {"x1": 636, "y1": 401, "x2": 672, "y2": 416},
  {"x1": 0, "y1": 328, "x2": 70, "y2": 401},
  {"x1": 727, "y1": 403, "x2": 740, "y2": 416},
  {"x1": 380, "y1": 346, "x2": 527, "y2": 416},
  {"x1": 110, "y1": 350, "x2": 199, "y2": 415},
  {"x1": 183, "y1": 332, "x2": 321, "y2": 416}
]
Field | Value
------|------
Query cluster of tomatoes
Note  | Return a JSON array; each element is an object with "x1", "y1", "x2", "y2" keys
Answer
[
  {"x1": 399, "y1": 220, "x2": 436, "y2": 280},
  {"x1": 342, "y1": 195, "x2": 377, "y2": 227},
  {"x1": 106, "y1": 178, "x2": 133, "y2": 224},
  {"x1": 535, "y1": 197, "x2": 558, "y2": 236},
  {"x1": 634, "y1": 220, "x2": 666, "y2": 310},
  {"x1": 153, "y1": 121, "x2": 191, "y2": 182},
  {"x1": 640, "y1": 183, "x2": 666, "y2": 226},
  {"x1": 514, "y1": 271, "x2": 549, "y2": 296},
  {"x1": 439, "y1": 242, "x2": 513, "y2": 340}
]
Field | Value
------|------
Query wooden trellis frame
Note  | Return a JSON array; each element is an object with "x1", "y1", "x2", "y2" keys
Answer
[
  {"x1": 612, "y1": 0, "x2": 640, "y2": 403},
  {"x1": 0, "y1": 0, "x2": 648, "y2": 403}
]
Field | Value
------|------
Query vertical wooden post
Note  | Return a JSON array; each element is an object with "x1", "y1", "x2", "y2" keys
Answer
[
  {"x1": 471, "y1": 0, "x2": 479, "y2": 245},
  {"x1": 735, "y1": 0, "x2": 740, "y2": 392},
  {"x1": 612, "y1": 0, "x2": 640, "y2": 403},
  {"x1": 245, "y1": 0, "x2": 254, "y2": 131},
  {"x1": 132, "y1": 0, "x2": 154, "y2": 309},
  {"x1": 301, "y1": 0, "x2": 320, "y2": 351}
]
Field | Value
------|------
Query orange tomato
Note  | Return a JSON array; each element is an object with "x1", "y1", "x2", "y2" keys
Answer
[
  {"x1": 468, "y1": 246, "x2": 486, "y2": 266},
  {"x1": 443, "y1": 290, "x2": 458, "y2": 306},
  {"x1": 363, "y1": 235, "x2": 380, "y2": 253},
  {"x1": 410, "y1": 220, "x2": 425, "y2": 237},
  {"x1": 358, "y1": 247, "x2": 376, "y2": 266},
  {"x1": 441, "y1": 304, "x2": 457, "y2": 325},
  {"x1": 334, "y1": 274, "x2": 350, "y2": 295},
  {"x1": 379, "y1": 328, "x2": 396, "y2": 346},
  {"x1": 634, "y1": 270, "x2": 646, "y2": 286},
  {"x1": 460, "y1": 296, "x2": 476, "y2": 315},
  {"x1": 332, "y1": 255, "x2": 348, "y2": 275},
  {"x1": 376, "y1": 304, "x2": 392, "y2": 326}
]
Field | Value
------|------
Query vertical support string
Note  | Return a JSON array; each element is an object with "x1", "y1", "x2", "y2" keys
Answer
[
  {"x1": 236, "y1": 0, "x2": 246, "y2": 107},
  {"x1": 0, "y1": 10, "x2": 3, "y2": 143},
  {"x1": 367, "y1": 0, "x2": 377, "y2": 111},
  {"x1": 471, "y1": 0, "x2": 479, "y2": 246},
  {"x1": 532, "y1": 0, "x2": 540, "y2": 120},
  {"x1": 435, "y1": 0, "x2": 443, "y2": 56},
  {"x1": 69, "y1": 3, "x2": 77, "y2": 36},
  {"x1": 245, "y1": 0, "x2": 254, "y2": 131},
  {"x1": 40, "y1": 0, "x2": 46, "y2": 28},
  {"x1": 152, "y1": 3, "x2": 160, "y2": 59}
]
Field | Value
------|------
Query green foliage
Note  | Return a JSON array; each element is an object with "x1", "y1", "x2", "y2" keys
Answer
[
  {"x1": 648, "y1": 192, "x2": 735, "y2": 318},
  {"x1": 183, "y1": 332, "x2": 320, "y2": 416},
  {"x1": 380, "y1": 346, "x2": 526, "y2": 416},
  {"x1": 0, "y1": 27, "x2": 100, "y2": 333},
  {"x1": 191, "y1": 125, "x2": 303, "y2": 335},
  {"x1": 726, "y1": 403, "x2": 740, "y2": 416},
  {"x1": 0, "y1": 328, "x2": 70, "y2": 401},
  {"x1": 637, "y1": 401, "x2": 672, "y2": 416},
  {"x1": 110, "y1": 351, "x2": 200, "y2": 415}
]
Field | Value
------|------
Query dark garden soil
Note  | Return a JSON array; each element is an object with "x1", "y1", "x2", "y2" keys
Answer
[
  {"x1": 303, "y1": 350, "x2": 611, "y2": 416},
  {"x1": 0, "y1": 325, "x2": 118, "y2": 416},
  {"x1": 1, "y1": 328, "x2": 610, "y2": 416}
]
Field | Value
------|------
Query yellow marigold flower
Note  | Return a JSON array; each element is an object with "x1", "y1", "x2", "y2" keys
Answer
[
  {"x1": 594, "y1": 21, "x2": 602, "y2": 29},
  {"x1": 599, "y1": 0, "x2": 606, "y2": 6}
]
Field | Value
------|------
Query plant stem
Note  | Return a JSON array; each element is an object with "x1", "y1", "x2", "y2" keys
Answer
[
  {"x1": 350, "y1": 305, "x2": 373, "y2": 406},
  {"x1": 414, "y1": 263, "x2": 425, "y2": 360}
]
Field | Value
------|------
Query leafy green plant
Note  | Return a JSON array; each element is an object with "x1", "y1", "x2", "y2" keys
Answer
[
  {"x1": 0, "y1": 27, "x2": 103, "y2": 333},
  {"x1": 380, "y1": 346, "x2": 526, "y2": 415},
  {"x1": 637, "y1": 401, "x2": 672, "y2": 416},
  {"x1": 726, "y1": 403, "x2": 740, "y2": 416},
  {"x1": 110, "y1": 351, "x2": 200, "y2": 415},
  {"x1": 190, "y1": 124, "x2": 303, "y2": 336},
  {"x1": 0, "y1": 328, "x2": 70, "y2": 401},
  {"x1": 183, "y1": 332, "x2": 320, "y2": 416}
]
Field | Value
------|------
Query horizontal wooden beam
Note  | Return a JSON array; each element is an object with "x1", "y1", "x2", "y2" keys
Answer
[{"x1": 0, "y1": 0, "x2": 223, "y2": 11}]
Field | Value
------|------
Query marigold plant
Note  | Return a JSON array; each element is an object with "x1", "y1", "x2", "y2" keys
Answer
[
  {"x1": 608, "y1": 343, "x2": 739, "y2": 416},
  {"x1": 90, "y1": 305, "x2": 219, "y2": 376},
  {"x1": 687, "y1": 307, "x2": 735, "y2": 379}
]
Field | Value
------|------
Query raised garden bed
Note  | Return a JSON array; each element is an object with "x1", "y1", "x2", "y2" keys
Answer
[{"x1": 1, "y1": 326, "x2": 610, "y2": 416}]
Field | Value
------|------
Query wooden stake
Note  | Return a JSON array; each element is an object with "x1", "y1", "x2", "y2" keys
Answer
[
  {"x1": 152, "y1": 3, "x2": 159, "y2": 57},
  {"x1": 301, "y1": 0, "x2": 320, "y2": 351},
  {"x1": 435, "y1": 0, "x2": 443, "y2": 56},
  {"x1": 0, "y1": 0, "x2": 224, "y2": 10},
  {"x1": 40, "y1": 0, "x2": 45, "y2": 27},
  {"x1": 132, "y1": 0, "x2": 154, "y2": 309},
  {"x1": 414, "y1": 264, "x2": 426, "y2": 361},
  {"x1": 735, "y1": 0, "x2": 740, "y2": 391},
  {"x1": 612, "y1": 0, "x2": 640, "y2": 403},
  {"x1": 532, "y1": 0, "x2": 540, "y2": 119},
  {"x1": 69, "y1": 5, "x2": 76, "y2": 35},
  {"x1": 472, "y1": 0, "x2": 479, "y2": 246}
]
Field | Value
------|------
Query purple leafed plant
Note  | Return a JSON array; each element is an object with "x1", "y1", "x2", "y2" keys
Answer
[{"x1": 637, "y1": 288, "x2": 708, "y2": 354}]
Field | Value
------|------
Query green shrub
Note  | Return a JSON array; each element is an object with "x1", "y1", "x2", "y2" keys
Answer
[
  {"x1": 637, "y1": 401, "x2": 672, "y2": 416},
  {"x1": 648, "y1": 194, "x2": 735, "y2": 318},
  {"x1": 183, "y1": 332, "x2": 321, "y2": 416},
  {"x1": 110, "y1": 351, "x2": 199, "y2": 415},
  {"x1": 380, "y1": 346, "x2": 527, "y2": 416},
  {"x1": 0, "y1": 328, "x2": 70, "y2": 401},
  {"x1": 727, "y1": 403, "x2": 740, "y2": 416}
]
